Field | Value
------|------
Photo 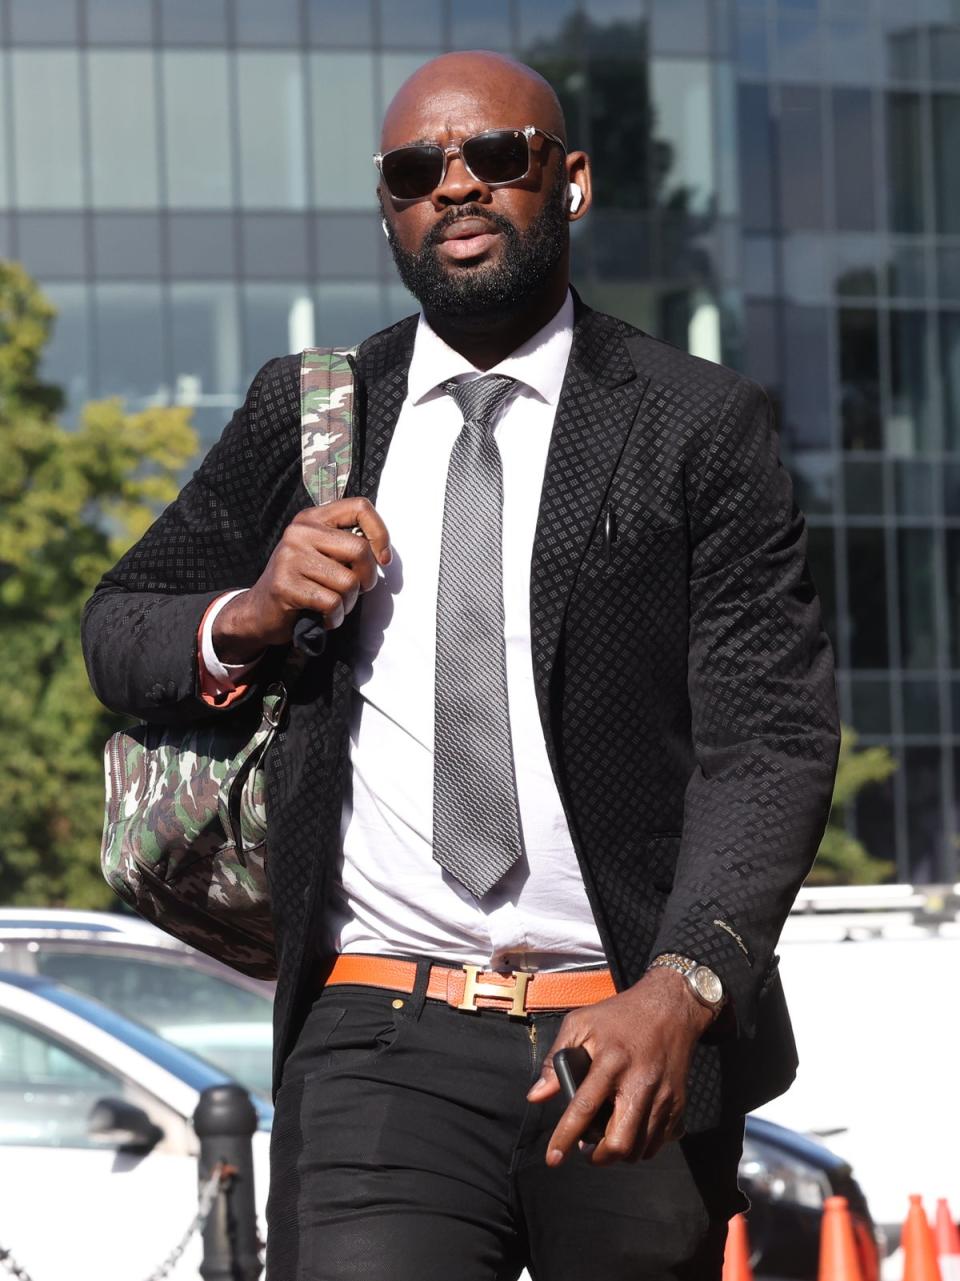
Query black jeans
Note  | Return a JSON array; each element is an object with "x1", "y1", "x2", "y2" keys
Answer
[{"x1": 267, "y1": 969, "x2": 747, "y2": 1281}]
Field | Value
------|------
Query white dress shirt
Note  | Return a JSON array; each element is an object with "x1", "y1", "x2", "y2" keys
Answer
[{"x1": 204, "y1": 291, "x2": 605, "y2": 972}]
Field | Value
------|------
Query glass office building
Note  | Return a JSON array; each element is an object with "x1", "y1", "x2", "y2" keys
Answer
[{"x1": 2, "y1": 0, "x2": 958, "y2": 880}]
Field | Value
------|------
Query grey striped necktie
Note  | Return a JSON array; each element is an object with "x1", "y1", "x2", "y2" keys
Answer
[{"x1": 433, "y1": 374, "x2": 524, "y2": 898}]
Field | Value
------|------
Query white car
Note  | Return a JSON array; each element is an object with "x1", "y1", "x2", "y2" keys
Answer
[
  {"x1": 0, "y1": 908, "x2": 275, "y2": 1098},
  {"x1": 0, "y1": 969, "x2": 271, "y2": 1281}
]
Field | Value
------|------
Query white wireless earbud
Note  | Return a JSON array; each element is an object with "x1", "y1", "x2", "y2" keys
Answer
[
  {"x1": 381, "y1": 217, "x2": 390, "y2": 239},
  {"x1": 568, "y1": 184, "x2": 583, "y2": 214}
]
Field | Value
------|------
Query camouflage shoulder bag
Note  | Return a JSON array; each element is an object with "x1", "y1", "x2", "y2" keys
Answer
[{"x1": 99, "y1": 348, "x2": 357, "y2": 979}]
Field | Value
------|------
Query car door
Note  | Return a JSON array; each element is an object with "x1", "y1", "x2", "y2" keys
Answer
[{"x1": 0, "y1": 1008, "x2": 204, "y2": 1281}]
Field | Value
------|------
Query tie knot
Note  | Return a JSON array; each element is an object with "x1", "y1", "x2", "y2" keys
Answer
[{"x1": 443, "y1": 374, "x2": 516, "y2": 430}]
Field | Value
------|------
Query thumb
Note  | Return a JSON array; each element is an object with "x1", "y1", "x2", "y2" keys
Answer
[{"x1": 527, "y1": 1038, "x2": 572, "y2": 1102}]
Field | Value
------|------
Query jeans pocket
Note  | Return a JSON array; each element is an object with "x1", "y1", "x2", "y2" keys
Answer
[{"x1": 301, "y1": 991, "x2": 405, "y2": 1084}]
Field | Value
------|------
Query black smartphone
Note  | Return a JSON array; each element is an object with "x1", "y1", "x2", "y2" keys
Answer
[{"x1": 553, "y1": 1045, "x2": 613, "y2": 1147}]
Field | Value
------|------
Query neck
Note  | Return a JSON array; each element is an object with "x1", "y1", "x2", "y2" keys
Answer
[{"x1": 423, "y1": 275, "x2": 569, "y2": 371}]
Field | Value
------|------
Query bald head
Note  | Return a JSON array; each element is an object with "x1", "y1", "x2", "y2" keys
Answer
[{"x1": 381, "y1": 52, "x2": 566, "y2": 150}]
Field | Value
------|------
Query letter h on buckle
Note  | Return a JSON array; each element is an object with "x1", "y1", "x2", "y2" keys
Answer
[{"x1": 457, "y1": 965, "x2": 530, "y2": 1016}]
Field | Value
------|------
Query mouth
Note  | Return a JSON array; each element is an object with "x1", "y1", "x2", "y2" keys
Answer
[{"x1": 435, "y1": 216, "x2": 501, "y2": 262}]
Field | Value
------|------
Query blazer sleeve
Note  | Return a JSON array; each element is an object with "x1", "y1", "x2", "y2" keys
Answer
[
  {"x1": 649, "y1": 376, "x2": 840, "y2": 1037},
  {"x1": 81, "y1": 356, "x2": 302, "y2": 726}
]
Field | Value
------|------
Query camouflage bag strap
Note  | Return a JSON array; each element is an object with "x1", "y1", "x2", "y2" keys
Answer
[{"x1": 300, "y1": 346, "x2": 358, "y2": 505}]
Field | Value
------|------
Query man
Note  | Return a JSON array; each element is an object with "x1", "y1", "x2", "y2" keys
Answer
[{"x1": 83, "y1": 52, "x2": 839, "y2": 1281}]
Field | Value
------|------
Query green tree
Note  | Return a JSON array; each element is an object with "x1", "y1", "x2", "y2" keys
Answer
[
  {"x1": 0, "y1": 262, "x2": 196, "y2": 907},
  {"x1": 809, "y1": 725, "x2": 898, "y2": 885}
]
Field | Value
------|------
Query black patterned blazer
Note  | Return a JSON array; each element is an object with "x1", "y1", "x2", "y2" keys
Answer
[{"x1": 82, "y1": 297, "x2": 839, "y2": 1132}]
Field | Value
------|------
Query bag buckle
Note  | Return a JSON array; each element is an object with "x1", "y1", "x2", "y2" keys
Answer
[{"x1": 456, "y1": 965, "x2": 530, "y2": 1017}]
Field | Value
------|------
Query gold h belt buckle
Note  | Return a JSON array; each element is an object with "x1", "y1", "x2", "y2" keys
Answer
[{"x1": 457, "y1": 965, "x2": 531, "y2": 1016}]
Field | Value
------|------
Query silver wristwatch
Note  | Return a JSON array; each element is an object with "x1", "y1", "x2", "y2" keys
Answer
[{"x1": 647, "y1": 953, "x2": 726, "y2": 1012}]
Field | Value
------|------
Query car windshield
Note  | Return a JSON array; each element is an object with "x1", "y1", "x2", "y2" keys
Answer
[
  {"x1": 33, "y1": 948, "x2": 274, "y2": 1099},
  {"x1": 17, "y1": 976, "x2": 274, "y2": 1129}
]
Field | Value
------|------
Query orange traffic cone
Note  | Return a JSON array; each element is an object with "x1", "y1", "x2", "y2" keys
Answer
[
  {"x1": 936, "y1": 1199, "x2": 960, "y2": 1281},
  {"x1": 722, "y1": 1213, "x2": 754, "y2": 1281},
  {"x1": 902, "y1": 1195, "x2": 944, "y2": 1281},
  {"x1": 818, "y1": 1195, "x2": 864, "y2": 1281}
]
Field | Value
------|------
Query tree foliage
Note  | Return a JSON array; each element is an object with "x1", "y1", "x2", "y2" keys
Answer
[
  {"x1": 0, "y1": 262, "x2": 196, "y2": 906},
  {"x1": 809, "y1": 726, "x2": 898, "y2": 885}
]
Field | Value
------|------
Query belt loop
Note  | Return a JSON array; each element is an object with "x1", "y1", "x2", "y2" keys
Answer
[{"x1": 400, "y1": 957, "x2": 431, "y2": 1021}]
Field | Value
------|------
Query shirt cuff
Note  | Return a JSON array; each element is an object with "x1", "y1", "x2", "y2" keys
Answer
[{"x1": 198, "y1": 590, "x2": 260, "y2": 706}]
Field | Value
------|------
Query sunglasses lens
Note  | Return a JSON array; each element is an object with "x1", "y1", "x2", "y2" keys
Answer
[
  {"x1": 381, "y1": 145, "x2": 444, "y2": 199},
  {"x1": 462, "y1": 130, "x2": 529, "y2": 184}
]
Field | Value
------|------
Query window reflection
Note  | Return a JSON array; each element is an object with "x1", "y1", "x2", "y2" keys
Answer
[
  {"x1": 775, "y1": 14, "x2": 821, "y2": 80},
  {"x1": 850, "y1": 677, "x2": 892, "y2": 736},
  {"x1": 896, "y1": 461, "x2": 936, "y2": 517},
  {"x1": 650, "y1": 0, "x2": 710, "y2": 56},
  {"x1": 9, "y1": 0, "x2": 78, "y2": 43},
  {"x1": 306, "y1": 0, "x2": 373, "y2": 46},
  {"x1": 87, "y1": 53, "x2": 159, "y2": 209},
  {"x1": 86, "y1": 0, "x2": 152, "y2": 43},
  {"x1": 832, "y1": 90, "x2": 876, "y2": 232},
  {"x1": 158, "y1": 0, "x2": 227, "y2": 45},
  {"x1": 242, "y1": 215, "x2": 310, "y2": 279},
  {"x1": 11, "y1": 52, "x2": 84, "y2": 209},
  {"x1": 235, "y1": 0, "x2": 300, "y2": 45},
  {"x1": 380, "y1": 0, "x2": 443, "y2": 48},
  {"x1": 452, "y1": 0, "x2": 513, "y2": 51},
  {"x1": 242, "y1": 284, "x2": 316, "y2": 387},
  {"x1": 92, "y1": 214, "x2": 162, "y2": 279},
  {"x1": 779, "y1": 87, "x2": 825, "y2": 231},
  {"x1": 649, "y1": 60, "x2": 715, "y2": 216},
  {"x1": 738, "y1": 85, "x2": 775, "y2": 231},
  {"x1": 839, "y1": 308, "x2": 882, "y2": 451},
  {"x1": 903, "y1": 680, "x2": 941, "y2": 735},
  {"x1": 933, "y1": 94, "x2": 960, "y2": 234},
  {"x1": 844, "y1": 459, "x2": 885, "y2": 517},
  {"x1": 18, "y1": 215, "x2": 87, "y2": 279},
  {"x1": 311, "y1": 54, "x2": 378, "y2": 210},
  {"x1": 941, "y1": 314, "x2": 960, "y2": 451},
  {"x1": 930, "y1": 23, "x2": 960, "y2": 82},
  {"x1": 782, "y1": 304, "x2": 831, "y2": 449},
  {"x1": 824, "y1": 19, "x2": 880, "y2": 85},
  {"x1": 888, "y1": 310, "x2": 935, "y2": 453},
  {"x1": 39, "y1": 283, "x2": 91, "y2": 421},
  {"x1": 938, "y1": 250, "x2": 960, "y2": 302},
  {"x1": 169, "y1": 284, "x2": 241, "y2": 449},
  {"x1": 92, "y1": 284, "x2": 168, "y2": 409},
  {"x1": 853, "y1": 772, "x2": 898, "y2": 874},
  {"x1": 904, "y1": 747, "x2": 944, "y2": 882},
  {"x1": 846, "y1": 527, "x2": 889, "y2": 668},
  {"x1": 236, "y1": 55, "x2": 307, "y2": 210},
  {"x1": 898, "y1": 529, "x2": 939, "y2": 670},
  {"x1": 316, "y1": 283, "x2": 385, "y2": 348},
  {"x1": 947, "y1": 531, "x2": 960, "y2": 667},
  {"x1": 162, "y1": 53, "x2": 233, "y2": 208},
  {"x1": 887, "y1": 93, "x2": 927, "y2": 233}
]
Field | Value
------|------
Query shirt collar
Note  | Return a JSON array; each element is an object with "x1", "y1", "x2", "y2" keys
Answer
[{"x1": 407, "y1": 289, "x2": 574, "y2": 409}]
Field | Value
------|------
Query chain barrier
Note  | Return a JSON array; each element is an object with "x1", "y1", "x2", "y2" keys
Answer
[{"x1": 0, "y1": 1161, "x2": 233, "y2": 1281}]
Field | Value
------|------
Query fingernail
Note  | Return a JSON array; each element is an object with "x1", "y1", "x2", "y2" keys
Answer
[
  {"x1": 547, "y1": 1148, "x2": 564, "y2": 1167},
  {"x1": 380, "y1": 545, "x2": 393, "y2": 566}
]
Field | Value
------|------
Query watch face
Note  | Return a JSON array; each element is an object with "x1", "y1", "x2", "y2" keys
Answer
[{"x1": 693, "y1": 967, "x2": 723, "y2": 1005}]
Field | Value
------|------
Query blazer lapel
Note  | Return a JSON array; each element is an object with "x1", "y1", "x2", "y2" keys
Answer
[
  {"x1": 530, "y1": 303, "x2": 650, "y2": 708},
  {"x1": 350, "y1": 314, "x2": 417, "y2": 501}
]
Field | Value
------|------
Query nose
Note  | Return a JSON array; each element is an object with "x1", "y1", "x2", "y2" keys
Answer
[{"x1": 431, "y1": 148, "x2": 489, "y2": 209}]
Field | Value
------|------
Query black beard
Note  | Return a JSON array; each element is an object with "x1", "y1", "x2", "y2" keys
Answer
[{"x1": 384, "y1": 181, "x2": 568, "y2": 319}]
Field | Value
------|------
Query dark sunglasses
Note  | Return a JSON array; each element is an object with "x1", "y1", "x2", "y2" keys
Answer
[{"x1": 374, "y1": 125, "x2": 566, "y2": 201}]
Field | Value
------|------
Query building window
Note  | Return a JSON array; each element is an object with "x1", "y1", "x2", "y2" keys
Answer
[
  {"x1": 846, "y1": 527, "x2": 889, "y2": 669},
  {"x1": 162, "y1": 53, "x2": 234, "y2": 208}
]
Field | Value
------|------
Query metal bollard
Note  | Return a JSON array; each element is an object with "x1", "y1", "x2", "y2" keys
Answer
[{"x1": 194, "y1": 1083, "x2": 263, "y2": 1281}]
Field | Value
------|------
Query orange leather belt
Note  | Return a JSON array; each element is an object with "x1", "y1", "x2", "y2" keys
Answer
[{"x1": 319, "y1": 955, "x2": 617, "y2": 1016}]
